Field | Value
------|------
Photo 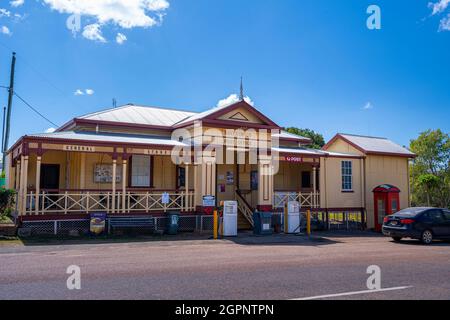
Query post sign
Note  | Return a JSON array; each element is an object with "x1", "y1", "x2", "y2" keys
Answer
[
  {"x1": 202, "y1": 195, "x2": 216, "y2": 207},
  {"x1": 64, "y1": 145, "x2": 96, "y2": 152},
  {"x1": 144, "y1": 149, "x2": 172, "y2": 156},
  {"x1": 285, "y1": 156, "x2": 302, "y2": 163},
  {"x1": 161, "y1": 192, "x2": 170, "y2": 204},
  {"x1": 90, "y1": 212, "x2": 107, "y2": 235}
]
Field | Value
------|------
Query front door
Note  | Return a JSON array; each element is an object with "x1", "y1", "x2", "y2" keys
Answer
[
  {"x1": 374, "y1": 194, "x2": 387, "y2": 232},
  {"x1": 40, "y1": 164, "x2": 60, "y2": 190}
]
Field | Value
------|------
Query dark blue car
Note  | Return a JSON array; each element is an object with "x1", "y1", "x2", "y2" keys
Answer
[{"x1": 382, "y1": 207, "x2": 450, "y2": 245}]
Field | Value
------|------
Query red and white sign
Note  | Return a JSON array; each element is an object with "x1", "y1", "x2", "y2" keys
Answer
[{"x1": 285, "y1": 156, "x2": 302, "y2": 163}]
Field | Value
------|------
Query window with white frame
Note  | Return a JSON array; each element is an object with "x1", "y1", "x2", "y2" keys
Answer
[
  {"x1": 341, "y1": 161, "x2": 353, "y2": 191},
  {"x1": 131, "y1": 155, "x2": 151, "y2": 187}
]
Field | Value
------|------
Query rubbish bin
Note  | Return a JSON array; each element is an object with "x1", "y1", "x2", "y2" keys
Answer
[
  {"x1": 253, "y1": 211, "x2": 273, "y2": 236},
  {"x1": 166, "y1": 212, "x2": 180, "y2": 235}
]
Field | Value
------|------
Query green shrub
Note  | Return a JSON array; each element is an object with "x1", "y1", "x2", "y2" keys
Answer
[{"x1": 0, "y1": 189, "x2": 16, "y2": 218}]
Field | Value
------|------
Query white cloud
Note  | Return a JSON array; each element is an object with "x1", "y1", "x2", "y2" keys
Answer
[
  {"x1": 42, "y1": 0, "x2": 170, "y2": 29},
  {"x1": 0, "y1": 9, "x2": 11, "y2": 17},
  {"x1": 429, "y1": 0, "x2": 450, "y2": 15},
  {"x1": 85, "y1": 89, "x2": 94, "y2": 95},
  {"x1": 82, "y1": 23, "x2": 106, "y2": 42},
  {"x1": 217, "y1": 94, "x2": 254, "y2": 108},
  {"x1": 428, "y1": 1, "x2": 450, "y2": 31},
  {"x1": 116, "y1": 32, "x2": 127, "y2": 44},
  {"x1": 74, "y1": 89, "x2": 84, "y2": 96},
  {"x1": 10, "y1": 0, "x2": 25, "y2": 8},
  {"x1": 45, "y1": 127, "x2": 56, "y2": 133},
  {"x1": 439, "y1": 13, "x2": 450, "y2": 30},
  {"x1": 1, "y1": 26, "x2": 11, "y2": 36},
  {"x1": 362, "y1": 102, "x2": 373, "y2": 110}
]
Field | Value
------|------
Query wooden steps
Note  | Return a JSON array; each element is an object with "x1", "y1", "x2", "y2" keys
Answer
[{"x1": 238, "y1": 210, "x2": 253, "y2": 230}]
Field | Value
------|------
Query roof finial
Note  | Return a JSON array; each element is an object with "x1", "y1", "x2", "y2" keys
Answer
[{"x1": 239, "y1": 76, "x2": 244, "y2": 101}]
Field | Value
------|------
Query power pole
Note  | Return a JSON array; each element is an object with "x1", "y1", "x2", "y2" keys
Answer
[
  {"x1": 1, "y1": 106, "x2": 6, "y2": 152},
  {"x1": 2, "y1": 52, "x2": 16, "y2": 169}
]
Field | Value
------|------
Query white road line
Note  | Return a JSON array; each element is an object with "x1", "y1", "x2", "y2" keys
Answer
[{"x1": 292, "y1": 286, "x2": 414, "y2": 300}]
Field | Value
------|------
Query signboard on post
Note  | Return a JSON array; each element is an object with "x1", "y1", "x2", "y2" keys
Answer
[
  {"x1": 202, "y1": 195, "x2": 216, "y2": 207},
  {"x1": 161, "y1": 192, "x2": 170, "y2": 205},
  {"x1": 90, "y1": 212, "x2": 107, "y2": 235}
]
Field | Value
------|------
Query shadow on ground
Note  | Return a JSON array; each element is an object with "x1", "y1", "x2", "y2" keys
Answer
[
  {"x1": 7, "y1": 230, "x2": 370, "y2": 247},
  {"x1": 385, "y1": 238, "x2": 450, "y2": 247}
]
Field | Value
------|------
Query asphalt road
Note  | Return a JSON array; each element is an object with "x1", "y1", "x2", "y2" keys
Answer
[{"x1": 1, "y1": 233, "x2": 450, "y2": 300}]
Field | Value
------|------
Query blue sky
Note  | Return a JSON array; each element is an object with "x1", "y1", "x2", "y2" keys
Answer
[{"x1": 0, "y1": 0, "x2": 449, "y2": 151}]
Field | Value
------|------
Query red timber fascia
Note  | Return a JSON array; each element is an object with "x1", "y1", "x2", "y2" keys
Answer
[
  {"x1": 7, "y1": 135, "x2": 180, "y2": 162},
  {"x1": 364, "y1": 151, "x2": 417, "y2": 158},
  {"x1": 322, "y1": 134, "x2": 416, "y2": 159},
  {"x1": 199, "y1": 119, "x2": 280, "y2": 130},
  {"x1": 173, "y1": 100, "x2": 281, "y2": 130},
  {"x1": 322, "y1": 134, "x2": 367, "y2": 154}
]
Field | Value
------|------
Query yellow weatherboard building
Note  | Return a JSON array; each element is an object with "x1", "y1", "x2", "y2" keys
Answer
[{"x1": 5, "y1": 99, "x2": 415, "y2": 232}]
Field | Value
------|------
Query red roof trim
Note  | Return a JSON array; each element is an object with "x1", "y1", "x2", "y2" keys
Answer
[
  {"x1": 14, "y1": 136, "x2": 180, "y2": 153},
  {"x1": 365, "y1": 151, "x2": 417, "y2": 158},
  {"x1": 173, "y1": 101, "x2": 281, "y2": 129},
  {"x1": 201, "y1": 119, "x2": 279, "y2": 130},
  {"x1": 323, "y1": 134, "x2": 366, "y2": 154},
  {"x1": 205, "y1": 101, "x2": 279, "y2": 127}
]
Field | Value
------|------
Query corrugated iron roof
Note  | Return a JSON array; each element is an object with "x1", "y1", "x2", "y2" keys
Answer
[
  {"x1": 339, "y1": 134, "x2": 415, "y2": 156},
  {"x1": 79, "y1": 104, "x2": 197, "y2": 127},
  {"x1": 173, "y1": 103, "x2": 231, "y2": 126},
  {"x1": 27, "y1": 131, "x2": 188, "y2": 146},
  {"x1": 273, "y1": 131, "x2": 311, "y2": 142}
]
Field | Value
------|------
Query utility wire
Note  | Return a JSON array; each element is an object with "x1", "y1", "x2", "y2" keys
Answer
[
  {"x1": 13, "y1": 91, "x2": 59, "y2": 127},
  {"x1": 0, "y1": 86, "x2": 59, "y2": 127}
]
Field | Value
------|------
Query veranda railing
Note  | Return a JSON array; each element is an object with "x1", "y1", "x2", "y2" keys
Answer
[
  {"x1": 273, "y1": 191, "x2": 320, "y2": 209},
  {"x1": 22, "y1": 190, "x2": 195, "y2": 215}
]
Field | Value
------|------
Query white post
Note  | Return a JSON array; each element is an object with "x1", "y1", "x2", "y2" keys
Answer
[
  {"x1": 22, "y1": 156, "x2": 29, "y2": 216},
  {"x1": 112, "y1": 159, "x2": 117, "y2": 214},
  {"x1": 15, "y1": 160, "x2": 21, "y2": 191},
  {"x1": 313, "y1": 166, "x2": 317, "y2": 208},
  {"x1": 185, "y1": 165, "x2": 189, "y2": 212},
  {"x1": 35, "y1": 156, "x2": 41, "y2": 215},
  {"x1": 122, "y1": 159, "x2": 127, "y2": 213},
  {"x1": 16, "y1": 160, "x2": 21, "y2": 214},
  {"x1": 79, "y1": 153, "x2": 86, "y2": 189}
]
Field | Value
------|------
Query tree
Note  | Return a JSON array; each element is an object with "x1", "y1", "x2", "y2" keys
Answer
[
  {"x1": 417, "y1": 174, "x2": 440, "y2": 206},
  {"x1": 410, "y1": 129, "x2": 450, "y2": 208},
  {"x1": 285, "y1": 127, "x2": 325, "y2": 149}
]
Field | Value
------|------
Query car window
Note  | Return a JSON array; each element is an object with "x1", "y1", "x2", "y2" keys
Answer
[
  {"x1": 395, "y1": 208, "x2": 426, "y2": 217},
  {"x1": 443, "y1": 210, "x2": 450, "y2": 221},
  {"x1": 427, "y1": 209, "x2": 444, "y2": 223}
]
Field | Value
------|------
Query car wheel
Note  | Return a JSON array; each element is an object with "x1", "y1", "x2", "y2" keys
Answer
[
  {"x1": 392, "y1": 237, "x2": 402, "y2": 242},
  {"x1": 421, "y1": 230, "x2": 433, "y2": 245}
]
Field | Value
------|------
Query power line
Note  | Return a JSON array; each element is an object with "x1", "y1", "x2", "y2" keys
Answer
[
  {"x1": 0, "y1": 85, "x2": 60, "y2": 127},
  {"x1": 13, "y1": 91, "x2": 59, "y2": 127},
  {"x1": 1, "y1": 40, "x2": 75, "y2": 100}
]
